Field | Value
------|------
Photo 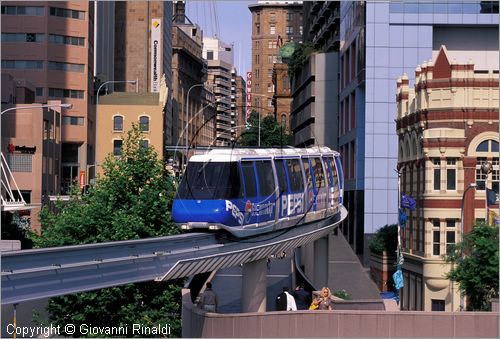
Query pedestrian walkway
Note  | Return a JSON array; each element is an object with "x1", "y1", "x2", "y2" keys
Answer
[{"x1": 328, "y1": 231, "x2": 381, "y2": 299}]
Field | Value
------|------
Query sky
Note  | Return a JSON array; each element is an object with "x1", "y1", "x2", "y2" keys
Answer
[{"x1": 186, "y1": 1, "x2": 254, "y2": 75}]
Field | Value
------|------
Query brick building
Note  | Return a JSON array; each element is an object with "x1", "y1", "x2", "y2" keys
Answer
[
  {"x1": 249, "y1": 1, "x2": 302, "y2": 118},
  {"x1": 395, "y1": 46, "x2": 498, "y2": 311}
]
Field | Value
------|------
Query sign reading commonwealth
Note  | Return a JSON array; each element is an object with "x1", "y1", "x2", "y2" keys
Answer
[{"x1": 151, "y1": 19, "x2": 162, "y2": 93}]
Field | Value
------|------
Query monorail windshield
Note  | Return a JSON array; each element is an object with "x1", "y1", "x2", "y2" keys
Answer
[{"x1": 176, "y1": 162, "x2": 242, "y2": 200}]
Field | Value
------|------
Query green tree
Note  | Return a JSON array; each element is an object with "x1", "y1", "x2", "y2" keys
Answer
[
  {"x1": 237, "y1": 111, "x2": 289, "y2": 147},
  {"x1": 31, "y1": 124, "x2": 182, "y2": 337},
  {"x1": 445, "y1": 222, "x2": 499, "y2": 311}
]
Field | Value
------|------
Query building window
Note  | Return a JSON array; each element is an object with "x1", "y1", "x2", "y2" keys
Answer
[
  {"x1": 268, "y1": 40, "x2": 277, "y2": 49},
  {"x1": 113, "y1": 116, "x2": 123, "y2": 131},
  {"x1": 255, "y1": 23, "x2": 260, "y2": 34},
  {"x1": 139, "y1": 116, "x2": 149, "y2": 132},
  {"x1": 431, "y1": 299, "x2": 445, "y2": 311},
  {"x1": 255, "y1": 54, "x2": 260, "y2": 64},
  {"x1": 286, "y1": 26, "x2": 293, "y2": 35},
  {"x1": 270, "y1": 24, "x2": 276, "y2": 35},
  {"x1": 299, "y1": 25, "x2": 303, "y2": 35},
  {"x1": 113, "y1": 140, "x2": 123, "y2": 156},
  {"x1": 446, "y1": 230, "x2": 455, "y2": 255},
  {"x1": 267, "y1": 84, "x2": 273, "y2": 93},
  {"x1": 432, "y1": 219, "x2": 440, "y2": 256},
  {"x1": 492, "y1": 158, "x2": 499, "y2": 193},
  {"x1": 269, "y1": 12, "x2": 276, "y2": 22},
  {"x1": 48, "y1": 34, "x2": 84, "y2": 46},
  {"x1": 1, "y1": 60, "x2": 43, "y2": 70},
  {"x1": 446, "y1": 219, "x2": 455, "y2": 228},
  {"x1": 268, "y1": 69, "x2": 273, "y2": 78},
  {"x1": 48, "y1": 61, "x2": 85, "y2": 72},
  {"x1": 207, "y1": 51, "x2": 214, "y2": 60},
  {"x1": 6, "y1": 154, "x2": 33, "y2": 172},
  {"x1": 446, "y1": 158, "x2": 457, "y2": 190},
  {"x1": 433, "y1": 158, "x2": 440, "y2": 191},
  {"x1": 49, "y1": 7, "x2": 85, "y2": 20},
  {"x1": 62, "y1": 116, "x2": 84, "y2": 126},
  {"x1": 1, "y1": 33, "x2": 44, "y2": 42},
  {"x1": 141, "y1": 140, "x2": 149, "y2": 150},
  {"x1": 287, "y1": 12, "x2": 293, "y2": 21},
  {"x1": 1, "y1": 6, "x2": 44, "y2": 16},
  {"x1": 35, "y1": 87, "x2": 44, "y2": 97},
  {"x1": 476, "y1": 157, "x2": 488, "y2": 190},
  {"x1": 267, "y1": 99, "x2": 273, "y2": 107},
  {"x1": 48, "y1": 88, "x2": 84, "y2": 99}
]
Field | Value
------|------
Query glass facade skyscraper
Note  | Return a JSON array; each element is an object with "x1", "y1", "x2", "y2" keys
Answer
[{"x1": 339, "y1": 1, "x2": 498, "y2": 268}]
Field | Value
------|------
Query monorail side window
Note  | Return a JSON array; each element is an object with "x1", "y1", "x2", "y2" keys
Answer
[
  {"x1": 310, "y1": 157, "x2": 325, "y2": 189},
  {"x1": 327, "y1": 157, "x2": 339, "y2": 189},
  {"x1": 241, "y1": 161, "x2": 257, "y2": 198},
  {"x1": 274, "y1": 159, "x2": 289, "y2": 195},
  {"x1": 302, "y1": 158, "x2": 313, "y2": 190},
  {"x1": 286, "y1": 159, "x2": 304, "y2": 192},
  {"x1": 255, "y1": 160, "x2": 275, "y2": 197},
  {"x1": 176, "y1": 162, "x2": 242, "y2": 200}
]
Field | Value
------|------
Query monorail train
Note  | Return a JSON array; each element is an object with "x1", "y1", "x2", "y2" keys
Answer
[{"x1": 172, "y1": 147, "x2": 344, "y2": 238}]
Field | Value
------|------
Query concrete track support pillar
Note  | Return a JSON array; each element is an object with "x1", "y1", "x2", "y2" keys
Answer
[
  {"x1": 241, "y1": 258, "x2": 267, "y2": 312},
  {"x1": 313, "y1": 236, "x2": 329, "y2": 289}
]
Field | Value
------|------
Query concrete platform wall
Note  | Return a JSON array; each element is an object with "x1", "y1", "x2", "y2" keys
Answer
[{"x1": 182, "y1": 290, "x2": 499, "y2": 338}]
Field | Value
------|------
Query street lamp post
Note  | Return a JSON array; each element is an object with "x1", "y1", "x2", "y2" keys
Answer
[
  {"x1": 459, "y1": 182, "x2": 477, "y2": 311},
  {"x1": 1, "y1": 103, "x2": 72, "y2": 204},
  {"x1": 94, "y1": 79, "x2": 137, "y2": 182}
]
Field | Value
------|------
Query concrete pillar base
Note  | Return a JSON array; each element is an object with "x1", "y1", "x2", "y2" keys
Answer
[
  {"x1": 313, "y1": 236, "x2": 329, "y2": 289},
  {"x1": 241, "y1": 258, "x2": 267, "y2": 312}
]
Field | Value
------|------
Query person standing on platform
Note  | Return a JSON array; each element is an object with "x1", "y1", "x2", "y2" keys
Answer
[
  {"x1": 293, "y1": 283, "x2": 311, "y2": 310},
  {"x1": 200, "y1": 282, "x2": 218, "y2": 312},
  {"x1": 317, "y1": 287, "x2": 333, "y2": 310},
  {"x1": 285, "y1": 287, "x2": 298, "y2": 311},
  {"x1": 275, "y1": 287, "x2": 288, "y2": 311}
]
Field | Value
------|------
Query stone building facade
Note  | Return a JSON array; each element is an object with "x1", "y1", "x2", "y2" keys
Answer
[
  {"x1": 249, "y1": 1, "x2": 302, "y2": 118},
  {"x1": 395, "y1": 46, "x2": 498, "y2": 311}
]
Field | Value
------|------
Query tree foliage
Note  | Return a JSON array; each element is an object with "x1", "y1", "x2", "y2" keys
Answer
[
  {"x1": 445, "y1": 222, "x2": 499, "y2": 311},
  {"x1": 237, "y1": 111, "x2": 290, "y2": 147},
  {"x1": 31, "y1": 124, "x2": 182, "y2": 337},
  {"x1": 286, "y1": 42, "x2": 316, "y2": 78},
  {"x1": 368, "y1": 224, "x2": 398, "y2": 255}
]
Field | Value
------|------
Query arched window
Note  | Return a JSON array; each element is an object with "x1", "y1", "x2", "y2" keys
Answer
[
  {"x1": 113, "y1": 115, "x2": 123, "y2": 131},
  {"x1": 474, "y1": 139, "x2": 499, "y2": 191},
  {"x1": 139, "y1": 116, "x2": 149, "y2": 132}
]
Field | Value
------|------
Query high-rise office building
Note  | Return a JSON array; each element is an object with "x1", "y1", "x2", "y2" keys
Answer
[
  {"x1": 339, "y1": 1, "x2": 499, "y2": 260},
  {"x1": 1, "y1": 1, "x2": 95, "y2": 195},
  {"x1": 112, "y1": 1, "x2": 173, "y2": 146},
  {"x1": 249, "y1": 1, "x2": 303, "y2": 119},
  {"x1": 290, "y1": 1, "x2": 340, "y2": 147}
]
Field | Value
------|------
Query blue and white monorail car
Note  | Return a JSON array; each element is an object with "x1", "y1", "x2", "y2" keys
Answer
[{"x1": 172, "y1": 147, "x2": 344, "y2": 237}]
